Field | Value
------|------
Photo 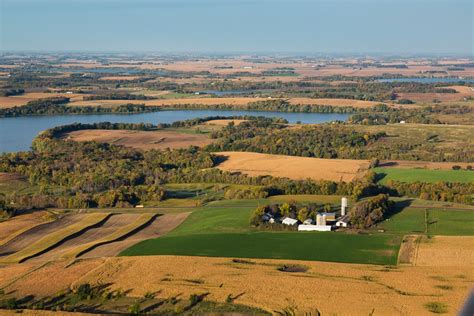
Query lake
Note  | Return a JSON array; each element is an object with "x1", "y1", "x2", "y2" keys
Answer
[
  {"x1": 0, "y1": 110, "x2": 349, "y2": 152},
  {"x1": 376, "y1": 77, "x2": 474, "y2": 84}
]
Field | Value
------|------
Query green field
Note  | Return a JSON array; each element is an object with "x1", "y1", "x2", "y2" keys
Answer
[
  {"x1": 379, "y1": 209, "x2": 426, "y2": 234},
  {"x1": 121, "y1": 199, "x2": 400, "y2": 265},
  {"x1": 121, "y1": 232, "x2": 400, "y2": 265},
  {"x1": 121, "y1": 196, "x2": 473, "y2": 265},
  {"x1": 427, "y1": 209, "x2": 474, "y2": 236},
  {"x1": 374, "y1": 168, "x2": 474, "y2": 184}
]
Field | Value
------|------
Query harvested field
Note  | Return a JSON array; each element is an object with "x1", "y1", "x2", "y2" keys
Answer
[
  {"x1": 289, "y1": 97, "x2": 392, "y2": 108},
  {"x1": 28, "y1": 214, "x2": 148, "y2": 262},
  {"x1": 0, "y1": 255, "x2": 471, "y2": 315},
  {"x1": 0, "y1": 211, "x2": 54, "y2": 246},
  {"x1": 415, "y1": 236, "x2": 474, "y2": 267},
  {"x1": 82, "y1": 212, "x2": 189, "y2": 258},
  {"x1": 0, "y1": 215, "x2": 83, "y2": 257},
  {"x1": 397, "y1": 92, "x2": 473, "y2": 103},
  {"x1": 99, "y1": 75, "x2": 141, "y2": 81},
  {"x1": 69, "y1": 96, "x2": 394, "y2": 108},
  {"x1": 0, "y1": 92, "x2": 86, "y2": 108},
  {"x1": 215, "y1": 151, "x2": 369, "y2": 182},
  {"x1": 0, "y1": 213, "x2": 111, "y2": 263},
  {"x1": 379, "y1": 160, "x2": 473, "y2": 170},
  {"x1": 398, "y1": 235, "x2": 421, "y2": 265},
  {"x1": 69, "y1": 97, "x2": 268, "y2": 107},
  {"x1": 63, "y1": 213, "x2": 157, "y2": 259},
  {"x1": 64, "y1": 129, "x2": 213, "y2": 150},
  {"x1": 202, "y1": 119, "x2": 247, "y2": 126}
]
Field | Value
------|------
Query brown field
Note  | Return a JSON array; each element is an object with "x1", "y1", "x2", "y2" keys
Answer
[
  {"x1": 202, "y1": 119, "x2": 247, "y2": 126},
  {"x1": 69, "y1": 96, "x2": 394, "y2": 108},
  {"x1": 82, "y1": 212, "x2": 189, "y2": 258},
  {"x1": 99, "y1": 76, "x2": 142, "y2": 81},
  {"x1": 414, "y1": 236, "x2": 474, "y2": 267},
  {"x1": 0, "y1": 211, "x2": 188, "y2": 263},
  {"x1": 64, "y1": 129, "x2": 213, "y2": 150},
  {"x1": 0, "y1": 254, "x2": 471, "y2": 315},
  {"x1": 28, "y1": 213, "x2": 142, "y2": 262},
  {"x1": 69, "y1": 97, "x2": 268, "y2": 107},
  {"x1": 289, "y1": 97, "x2": 392, "y2": 108},
  {"x1": 379, "y1": 160, "x2": 473, "y2": 170},
  {"x1": 0, "y1": 172, "x2": 24, "y2": 182},
  {"x1": 0, "y1": 211, "x2": 53, "y2": 245},
  {"x1": 397, "y1": 92, "x2": 473, "y2": 103},
  {"x1": 0, "y1": 215, "x2": 83, "y2": 257},
  {"x1": 0, "y1": 92, "x2": 86, "y2": 108},
  {"x1": 215, "y1": 151, "x2": 369, "y2": 182}
]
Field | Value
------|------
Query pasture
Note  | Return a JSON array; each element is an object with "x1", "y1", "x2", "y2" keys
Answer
[
  {"x1": 374, "y1": 167, "x2": 474, "y2": 184},
  {"x1": 63, "y1": 129, "x2": 213, "y2": 150},
  {"x1": 215, "y1": 151, "x2": 369, "y2": 182}
]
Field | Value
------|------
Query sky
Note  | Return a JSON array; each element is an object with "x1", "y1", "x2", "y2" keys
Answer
[{"x1": 1, "y1": 0, "x2": 473, "y2": 55}]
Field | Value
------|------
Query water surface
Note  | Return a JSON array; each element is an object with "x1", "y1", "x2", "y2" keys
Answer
[{"x1": 0, "y1": 110, "x2": 349, "y2": 152}]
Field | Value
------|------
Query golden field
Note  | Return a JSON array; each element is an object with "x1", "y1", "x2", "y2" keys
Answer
[
  {"x1": 0, "y1": 249, "x2": 472, "y2": 315},
  {"x1": 0, "y1": 92, "x2": 86, "y2": 108},
  {"x1": 215, "y1": 151, "x2": 369, "y2": 182},
  {"x1": 64, "y1": 129, "x2": 213, "y2": 150},
  {"x1": 69, "y1": 96, "x2": 392, "y2": 108}
]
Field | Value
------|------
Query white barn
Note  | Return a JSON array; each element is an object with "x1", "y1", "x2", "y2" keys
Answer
[{"x1": 336, "y1": 215, "x2": 350, "y2": 227}]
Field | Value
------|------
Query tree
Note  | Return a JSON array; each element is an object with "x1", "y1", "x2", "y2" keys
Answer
[{"x1": 297, "y1": 207, "x2": 310, "y2": 223}]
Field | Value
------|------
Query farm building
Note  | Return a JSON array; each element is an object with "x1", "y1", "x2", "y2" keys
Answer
[
  {"x1": 298, "y1": 224, "x2": 332, "y2": 232},
  {"x1": 282, "y1": 217, "x2": 298, "y2": 226},
  {"x1": 336, "y1": 215, "x2": 349, "y2": 227},
  {"x1": 323, "y1": 212, "x2": 336, "y2": 222},
  {"x1": 303, "y1": 218, "x2": 314, "y2": 225}
]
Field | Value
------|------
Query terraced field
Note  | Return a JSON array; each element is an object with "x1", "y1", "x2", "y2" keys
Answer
[
  {"x1": 0, "y1": 212, "x2": 189, "y2": 263},
  {"x1": 0, "y1": 213, "x2": 111, "y2": 263}
]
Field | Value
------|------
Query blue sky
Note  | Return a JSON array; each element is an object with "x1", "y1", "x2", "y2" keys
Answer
[{"x1": 1, "y1": 0, "x2": 472, "y2": 55}]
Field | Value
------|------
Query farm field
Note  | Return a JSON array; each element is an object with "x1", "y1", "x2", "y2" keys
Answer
[
  {"x1": 374, "y1": 167, "x2": 474, "y2": 184},
  {"x1": 68, "y1": 97, "x2": 392, "y2": 108},
  {"x1": 0, "y1": 212, "x2": 189, "y2": 263},
  {"x1": 353, "y1": 124, "x2": 474, "y2": 162},
  {"x1": 0, "y1": 255, "x2": 471, "y2": 315},
  {"x1": 415, "y1": 236, "x2": 474, "y2": 267},
  {"x1": 63, "y1": 129, "x2": 213, "y2": 150},
  {"x1": 0, "y1": 213, "x2": 111, "y2": 263},
  {"x1": 0, "y1": 211, "x2": 54, "y2": 244},
  {"x1": 427, "y1": 209, "x2": 474, "y2": 236},
  {"x1": 379, "y1": 160, "x2": 473, "y2": 170},
  {"x1": 121, "y1": 232, "x2": 401, "y2": 265},
  {"x1": 0, "y1": 92, "x2": 86, "y2": 108},
  {"x1": 215, "y1": 151, "x2": 369, "y2": 182}
]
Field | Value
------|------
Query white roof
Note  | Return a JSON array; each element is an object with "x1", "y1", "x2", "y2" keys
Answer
[
  {"x1": 298, "y1": 224, "x2": 332, "y2": 232},
  {"x1": 336, "y1": 215, "x2": 350, "y2": 223},
  {"x1": 282, "y1": 217, "x2": 298, "y2": 225}
]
